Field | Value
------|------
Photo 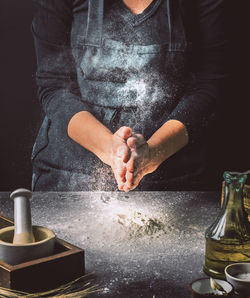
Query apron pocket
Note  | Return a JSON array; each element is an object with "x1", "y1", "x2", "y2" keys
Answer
[
  {"x1": 31, "y1": 116, "x2": 50, "y2": 161},
  {"x1": 80, "y1": 47, "x2": 129, "y2": 83},
  {"x1": 79, "y1": 43, "x2": 163, "y2": 83}
]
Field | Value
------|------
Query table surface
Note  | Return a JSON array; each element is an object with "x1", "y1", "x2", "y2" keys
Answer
[{"x1": 0, "y1": 191, "x2": 225, "y2": 298}]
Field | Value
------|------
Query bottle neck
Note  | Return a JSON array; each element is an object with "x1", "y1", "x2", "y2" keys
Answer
[
  {"x1": 223, "y1": 182, "x2": 246, "y2": 221},
  {"x1": 208, "y1": 173, "x2": 250, "y2": 240}
]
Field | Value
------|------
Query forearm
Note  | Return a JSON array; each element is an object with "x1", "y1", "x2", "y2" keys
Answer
[
  {"x1": 68, "y1": 111, "x2": 113, "y2": 165},
  {"x1": 147, "y1": 119, "x2": 189, "y2": 169},
  {"x1": 164, "y1": 0, "x2": 228, "y2": 144}
]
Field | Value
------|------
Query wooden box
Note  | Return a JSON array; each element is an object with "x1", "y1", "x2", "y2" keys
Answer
[{"x1": 0, "y1": 214, "x2": 85, "y2": 293}]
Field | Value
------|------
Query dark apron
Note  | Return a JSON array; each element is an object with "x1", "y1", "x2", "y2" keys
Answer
[{"x1": 32, "y1": 0, "x2": 206, "y2": 191}]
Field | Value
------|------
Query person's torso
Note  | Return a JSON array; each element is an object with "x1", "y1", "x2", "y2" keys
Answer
[
  {"x1": 33, "y1": 0, "x2": 206, "y2": 191},
  {"x1": 71, "y1": 0, "x2": 194, "y2": 138}
]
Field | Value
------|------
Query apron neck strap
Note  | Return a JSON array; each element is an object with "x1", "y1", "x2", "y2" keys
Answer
[
  {"x1": 85, "y1": 0, "x2": 188, "y2": 50},
  {"x1": 167, "y1": 0, "x2": 188, "y2": 51},
  {"x1": 86, "y1": 0, "x2": 104, "y2": 46}
]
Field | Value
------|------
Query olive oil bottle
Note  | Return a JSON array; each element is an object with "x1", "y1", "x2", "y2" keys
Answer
[{"x1": 204, "y1": 171, "x2": 250, "y2": 279}]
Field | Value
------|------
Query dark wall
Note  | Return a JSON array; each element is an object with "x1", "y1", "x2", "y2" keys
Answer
[
  {"x1": 0, "y1": 0, "x2": 41, "y2": 190},
  {"x1": 214, "y1": 0, "x2": 249, "y2": 181},
  {"x1": 205, "y1": 0, "x2": 250, "y2": 187},
  {"x1": 0, "y1": 0, "x2": 249, "y2": 191}
]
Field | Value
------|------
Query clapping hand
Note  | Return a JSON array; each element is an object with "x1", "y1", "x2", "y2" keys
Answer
[
  {"x1": 109, "y1": 126, "x2": 132, "y2": 190},
  {"x1": 123, "y1": 133, "x2": 158, "y2": 192},
  {"x1": 111, "y1": 129, "x2": 158, "y2": 192}
]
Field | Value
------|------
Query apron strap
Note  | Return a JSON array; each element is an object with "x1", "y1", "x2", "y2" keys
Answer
[
  {"x1": 85, "y1": 0, "x2": 189, "y2": 50},
  {"x1": 85, "y1": 0, "x2": 104, "y2": 46},
  {"x1": 167, "y1": 0, "x2": 188, "y2": 51}
]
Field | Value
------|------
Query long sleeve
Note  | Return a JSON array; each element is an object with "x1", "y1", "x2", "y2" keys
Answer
[
  {"x1": 32, "y1": 0, "x2": 89, "y2": 129},
  {"x1": 166, "y1": 0, "x2": 229, "y2": 143}
]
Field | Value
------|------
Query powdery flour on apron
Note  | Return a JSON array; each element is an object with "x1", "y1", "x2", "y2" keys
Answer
[{"x1": 32, "y1": 0, "x2": 203, "y2": 191}]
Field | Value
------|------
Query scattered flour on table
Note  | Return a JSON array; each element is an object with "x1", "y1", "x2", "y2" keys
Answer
[
  {"x1": 115, "y1": 211, "x2": 165, "y2": 238},
  {"x1": 43, "y1": 193, "x2": 204, "y2": 262},
  {"x1": 98, "y1": 194, "x2": 176, "y2": 241}
]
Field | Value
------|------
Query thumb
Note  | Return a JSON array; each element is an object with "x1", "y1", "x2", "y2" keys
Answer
[{"x1": 114, "y1": 126, "x2": 133, "y2": 140}]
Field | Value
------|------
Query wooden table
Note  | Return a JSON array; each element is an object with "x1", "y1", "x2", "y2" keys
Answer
[{"x1": 0, "y1": 191, "x2": 228, "y2": 297}]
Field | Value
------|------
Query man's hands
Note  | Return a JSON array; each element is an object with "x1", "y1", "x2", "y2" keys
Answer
[{"x1": 111, "y1": 128, "x2": 158, "y2": 192}]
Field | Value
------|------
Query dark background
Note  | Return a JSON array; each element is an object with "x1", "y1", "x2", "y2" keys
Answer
[{"x1": 0, "y1": 0, "x2": 249, "y2": 191}]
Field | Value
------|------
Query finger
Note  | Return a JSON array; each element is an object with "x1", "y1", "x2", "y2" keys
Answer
[
  {"x1": 125, "y1": 173, "x2": 141, "y2": 191},
  {"x1": 125, "y1": 170, "x2": 134, "y2": 189},
  {"x1": 119, "y1": 184, "x2": 125, "y2": 191},
  {"x1": 126, "y1": 154, "x2": 136, "y2": 173},
  {"x1": 123, "y1": 184, "x2": 131, "y2": 193},
  {"x1": 111, "y1": 157, "x2": 125, "y2": 179},
  {"x1": 116, "y1": 145, "x2": 129, "y2": 158},
  {"x1": 123, "y1": 177, "x2": 136, "y2": 192},
  {"x1": 113, "y1": 169, "x2": 125, "y2": 190},
  {"x1": 123, "y1": 178, "x2": 134, "y2": 192},
  {"x1": 126, "y1": 136, "x2": 137, "y2": 150},
  {"x1": 119, "y1": 145, "x2": 131, "y2": 163},
  {"x1": 112, "y1": 157, "x2": 126, "y2": 178},
  {"x1": 127, "y1": 134, "x2": 145, "y2": 150},
  {"x1": 117, "y1": 165, "x2": 126, "y2": 183},
  {"x1": 118, "y1": 181, "x2": 125, "y2": 191},
  {"x1": 133, "y1": 134, "x2": 145, "y2": 148},
  {"x1": 114, "y1": 126, "x2": 133, "y2": 140},
  {"x1": 112, "y1": 143, "x2": 130, "y2": 163}
]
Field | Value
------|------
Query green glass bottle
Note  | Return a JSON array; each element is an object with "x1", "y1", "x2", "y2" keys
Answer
[{"x1": 203, "y1": 171, "x2": 250, "y2": 279}]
